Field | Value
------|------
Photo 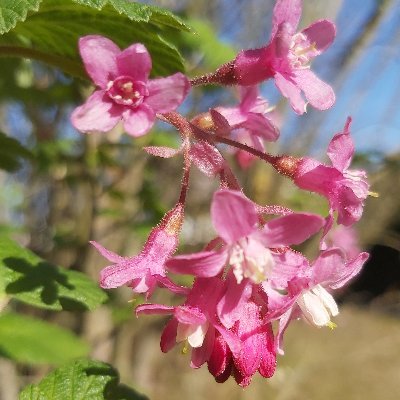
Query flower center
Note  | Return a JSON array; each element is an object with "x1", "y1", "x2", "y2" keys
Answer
[
  {"x1": 229, "y1": 238, "x2": 275, "y2": 284},
  {"x1": 106, "y1": 76, "x2": 148, "y2": 107},
  {"x1": 176, "y1": 322, "x2": 209, "y2": 348},
  {"x1": 297, "y1": 284, "x2": 339, "y2": 328},
  {"x1": 289, "y1": 33, "x2": 317, "y2": 69}
]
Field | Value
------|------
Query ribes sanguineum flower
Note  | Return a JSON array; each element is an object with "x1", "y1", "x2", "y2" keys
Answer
[
  {"x1": 71, "y1": 35, "x2": 190, "y2": 136},
  {"x1": 294, "y1": 118, "x2": 369, "y2": 226},
  {"x1": 234, "y1": 0, "x2": 336, "y2": 114},
  {"x1": 136, "y1": 278, "x2": 241, "y2": 369},
  {"x1": 166, "y1": 189, "x2": 324, "y2": 327},
  {"x1": 92, "y1": 203, "x2": 188, "y2": 299},
  {"x1": 207, "y1": 300, "x2": 276, "y2": 387},
  {"x1": 264, "y1": 248, "x2": 369, "y2": 354}
]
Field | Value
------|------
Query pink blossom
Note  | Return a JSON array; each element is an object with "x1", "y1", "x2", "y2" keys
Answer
[
  {"x1": 166, "y1": 189, "x2": 324, "y2": 327},
  {"x1": 264, "y1": 248, "x2": 369, "y2": 354},
  {"x1": 71, "y1": 35, "x2": 190, "y2": 136},
  {"x1": 234, "y1": 0, "x2": 336, "y2": 114},
  {"x1": 215, "y1": 86, "x2": 279, "y2": 142},
  {"x1": 294, "y1": 118, "x2": 369, "y2": 226},
  {"x1": 136, "y1": 278, "x2": 241, "y2": 369},
  {"x1": 92, "y1": 204, "x2": 188, "y2": 298},
  {"x1": 207, "y1": 300, "x2": 276, "y2": 387}
]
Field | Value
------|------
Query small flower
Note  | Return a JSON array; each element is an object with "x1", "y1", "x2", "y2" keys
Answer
[
  {"x1": 215, "y1": 86, "x2": 279, "y2": 142},
  {"x1": 166, "y1": 189, "x2": 324, "y2": 327},
  {"x1": 71, "y1": 35, "x2": 190, "y2": 136},
  {"x1": 294, "y1": 118, "x2": 369, "y2": 226},
  {"x1": 207, "y1": 301, "x2": 276, "y2": 387},
  {"x1": 264, "y1": 248, "x2": 369, "y2": 354},
  {"x1": 234, "y1": 0, "x2": 336, "y2": 114},
  {"x1": 136, "y1": 278, "x2": 241, "y2": 369},
  {"x1": 92, "y1": 204, "x2": 187, "y2": 298}
]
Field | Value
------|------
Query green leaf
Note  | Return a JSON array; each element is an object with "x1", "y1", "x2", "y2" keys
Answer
[
  {"x1": 182, "y1": 19, "x2": 236, "y2": 69},
  {"x1": 0, "y1": 0, "x2": 188, "y2": 77},
  {"x1": 0, "y1": 313, "x2": 89, "y2": 364},
  {"x1": 0, "y1": 131, "x2": 33, "y2": 172},
  {"x1": 73, "y1": 0, "x2": 190, "y2": 31},
  {"x1": 0, "y1": 236, "x2": 108, "y2": 311},
  {"x1": 0, "y1": 0, "x2": 41, "y2": 34},
  {"x1": 19, "y1": 359, "x2": 148, "y2": 400}
]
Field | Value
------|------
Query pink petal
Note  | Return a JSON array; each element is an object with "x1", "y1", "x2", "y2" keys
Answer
[
  {"x1": 239, "y1": 85, "x2": 264, "y2": 112},
  {"x1": 328, "y1": 251, "x2": 369, "y2": 290},
  {"x1": 189, "y1": 140, "x2": 225, "y2": 177},
  {"x1": 234, "y1": 47, "x2": 274, "y2": 86},
  {"x1": 275, "y1": 72, "x2": 307, "y2": 114},
  {"x1": 336, "y1": 186, "x2": 364, "y2": 226},
  {"x1": 191, "y1": 327, "x2": 215, "y2": 368},
  {"x1": 166, "y1": 250, "x2": 227, "y2": 277},
  {"x1": 135, "y1": 303, "x2": 175, "y2": 316},
  {"x1": 99, "y1": 259, "x2": 144, "y2": 288},
  {"x1": 116, "y1": 43, "x2": 151, "y2": 82},
  {"x1": 79, "y1": 35, "x2": 120, "y2": 88},
  {"x1": 175, "y1": 306, "x2": 207, "y2": 325},
  {"x1": 160, "y1": 318, "x2": 178, "y2": 353},
  {"x1": 90, "y1": 241, "x2": 125, "y2": 263},
  {"x1": 270, "y1": 249, "x2": 309, "y2": 289},
  {"x1": 311, "y1": 248, "x2": 345, "y2": 285},
  {"x1": 327, "y1": 118, "x2": 354, "y2": 171},
  {"x1": 207, "y1": 332, "x2": 233, "y2": 378},
  {"x1": 275, "y1": 308, "x2": 294, "y2": 355},
  {"x1": 209, "y1": 109, "x2": 232, "y2": 136},
  {"x1": 242, "y1": 112, "x2": 280, "y2": 141},
  {"x1": 122, "y1": 104, "x2": 155, "y2": 137},
  {"x1": 211, "y1": 189, "x2": 258, "y2": 244},
  {"x1": 71, "y1": 91, "x2": 122, "y2": 133},
  {"x1": 258, "y1": 213, "x2": 324, "y2": 247},
  {"x1": 259, "y1": 324, "x2": 276, "y2": 378},
  {"x1": 146, "y1": 73, "x2": 190, "y2": 113},
  {"x1": 301, "y1": 20, "x2": 336, "y2": 55},
  {"x1": 144, "y1": 145, "x2": 183, "y2": 158},
  {"x1": 217, "y1": 275, "x2": 252, "y2": 329},
  {"x1": 213, "y1": 324, "x2": 242, "y2": 355},
  {"x1": 271, "y1": 0, "x2": 302, "y2": 37},
  {"x1": 293, "y1": 69, "x2": 335, "y2": 111},
  {"x1": 156, "y1": 275, "x2": 190, "y2": 295},
  {"x1": 263, "y1": 284, "x2": 298, "y2": 321},
  {"x1": 215, "y1": 106, "x2": 246, "y2": 127}
]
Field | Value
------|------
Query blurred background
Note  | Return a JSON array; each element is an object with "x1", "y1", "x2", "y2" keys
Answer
[{"x1": 1, "y1": 0, "x2": 400, "y2": 399}]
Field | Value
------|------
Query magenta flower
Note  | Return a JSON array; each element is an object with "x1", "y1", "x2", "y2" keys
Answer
[
  {"x1": 264, "y1": 248, "x2": 369, "y2": 353},
  {"x1": 215, "y1": 86, "x2": 279, "y2": 142},
  {"x1": 71, "y1": 35, "x2": 190, "y2": 136},
  {"x1": 234, "y1": 0, "x2": 336, "y2": 114},
  {"x1": 207, "y1": 300, "x2": 276, "y2": 387},
  {"x1": 92, "y1": 204, "x2": 188, "y2": 298},
  {"x1": 294, "y1": 118, "x2": 369, "y2": 226},
  {"x1": 166, "y1": 189, "x2": 324, "y2": 327},
  {"x1": 136, "y1": 278, "x2": 241, "y2": 369}
]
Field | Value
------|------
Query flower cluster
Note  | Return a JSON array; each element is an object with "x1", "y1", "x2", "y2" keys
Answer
[{"x1": 72, "y1": 0, "x2": 372, "y2": 388}]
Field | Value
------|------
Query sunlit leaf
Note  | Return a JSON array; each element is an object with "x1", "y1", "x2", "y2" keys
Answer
[{"x1": 0, "y1": 236, "x2": 108, "y2": 311}]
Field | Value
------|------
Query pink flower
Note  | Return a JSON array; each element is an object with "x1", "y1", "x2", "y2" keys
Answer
[
  {"x1": 71, "y1": 35, "x2": 190, "y2": 136},
  {"x1": 166, "y1": 189, "x2": 324, "y2": 327},
  {"x1": 234, "y1": 0, "x2": 336, "y2": 114},
  {"x1": 207, "y1": 300, "x2": 276, "y2": 387},
  {"x1": 264, "y1": 248, "x2": 369, "y2": 354},
  {"x1": 294, "y1": 118, "x2": 369, "y2": 226},
  {"x1": 215, "y1": 86, "x2": 279, "y2": 142},
  {"x1": 92, "y1": 204, "x2": 188, "y2": 298},
  {"x1": 136, "y1": 278, "x2": 241, "y2": 369}
]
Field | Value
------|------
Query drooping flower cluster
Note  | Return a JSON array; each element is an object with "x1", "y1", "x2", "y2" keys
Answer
[{"x1": 73, "y1": 0, "x2": 372, "y2": 388}]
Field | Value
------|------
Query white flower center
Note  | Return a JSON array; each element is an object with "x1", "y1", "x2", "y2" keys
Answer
[
  {"x1": 176, "y1": 322, "x2": 209, "y2": 348},
  {"x1": 289, "y1": 33, "x2": 317, "y2": 69},
  {"x1": 297, "y1": 284, "x2": 339, "y2": 328},
  {"x1": 229, "y1": 238, "x2": 275, "y2": 284}
]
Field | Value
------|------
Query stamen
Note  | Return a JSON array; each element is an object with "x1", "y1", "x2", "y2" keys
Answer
[
  {"x1": 181, "y1": 340, "x2": 189, "y2": 355},
  {"x1": 368, "y1": 191, "x2": 379, "y2": 198},
  {"x1": 327, "y1": 321, "x2": 337, "y2": 330}
]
